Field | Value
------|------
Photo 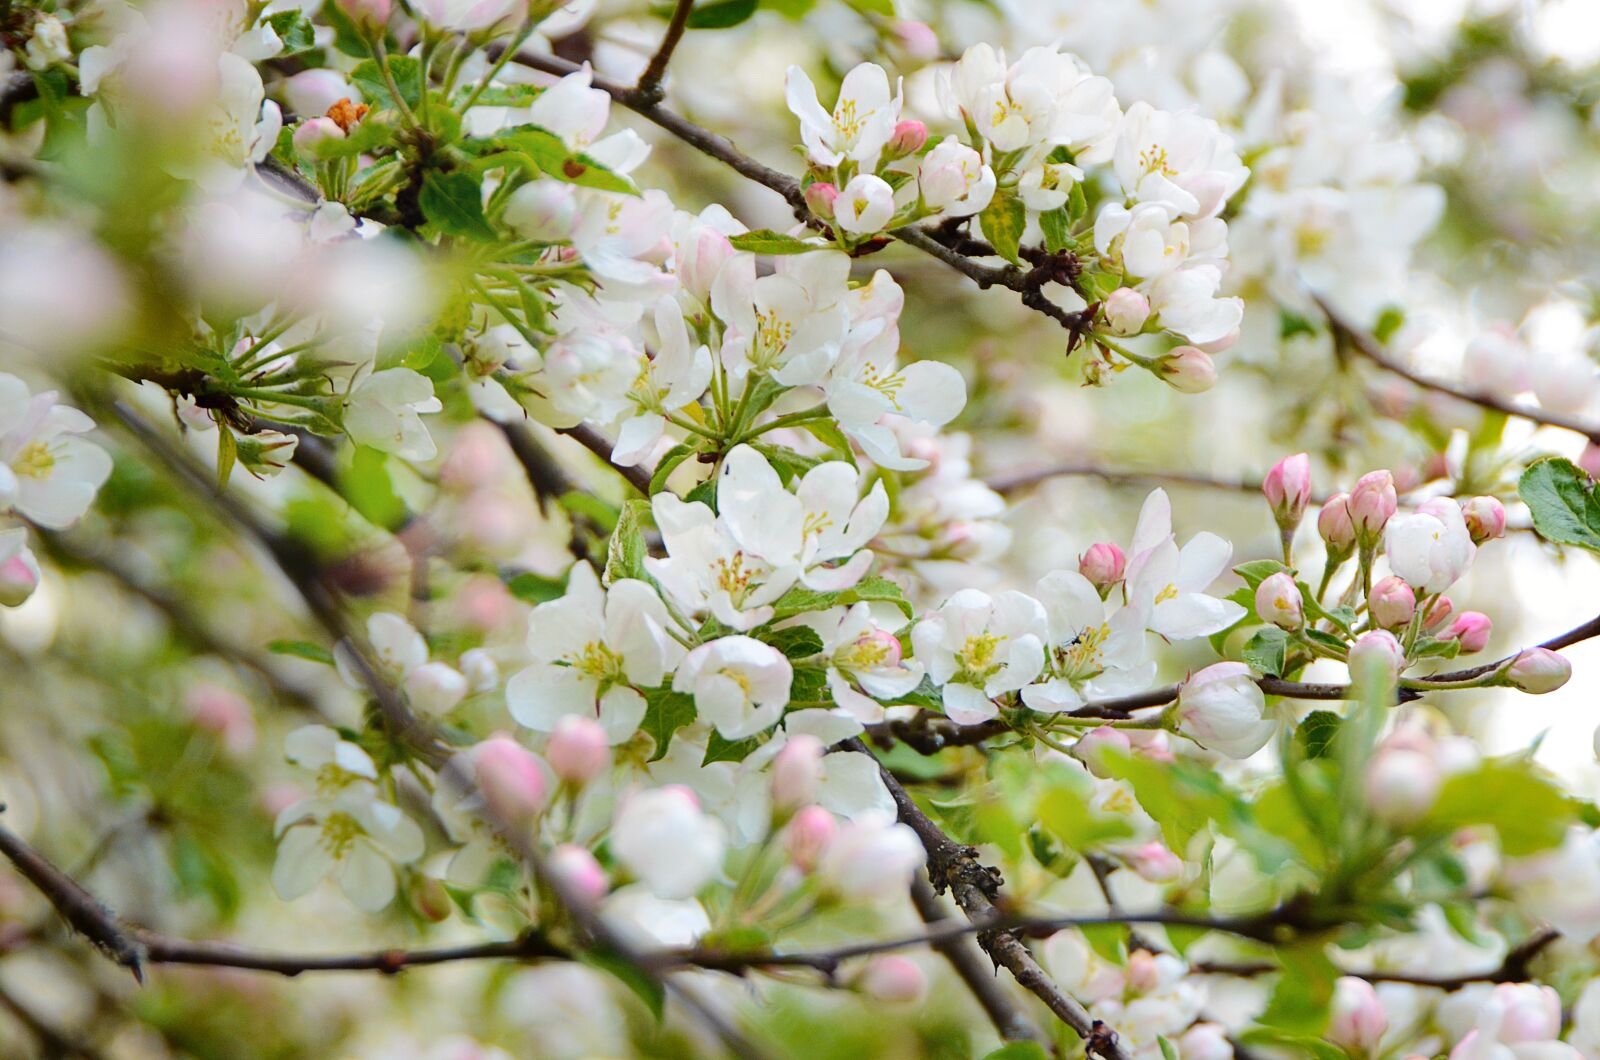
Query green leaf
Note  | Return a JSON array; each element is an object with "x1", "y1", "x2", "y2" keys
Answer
[
  {"x1": 320, "y1": 0, "x2": 374, "y2": 58},
  {"x1": 1519, "y1": 457, "x2": 1600, "y2": 552},
  {"x1": 1242, "y1": 627, "x2": 1289, "y2": 677},
  {"x1": 640, "y1": 686, "x2": 697, "y2": 761},
  {"x1": 419, "y1": 171, "x2": 496, "y2": 241},
  {"x1": 1158, "y1": 1039, "x2": 1179, "y2": 1060},
  {"x1": 582, "y1": 947, "x2": 665, "y2": 1021},
  {"x1": 649, "y1": 443, "x2": 698, "y2": 495},
  {"x1": 505, "y1": 570, "x2": 566, "y2": 604},
  {"x1": 1234, "y1": 558, "x2": 1290, "y2": 590},
  {"x1": 487, "y1": 125, "x2": 639, "y2": 195},
  {"x1": 1296, "y1": 711, "x2": 1342, "y2": 759},
  {"x1": 603, "y1": 499, "x2": 651, "y2": 584},
  {"x1": 1257, "y1": 944, "x2": 1336, "y2": 1035},
  {"x1": 980, "y1": 1045, "x2": 1048, "y2": 1060},
  {"x1": 728, "y1": 229, "x2": 825, "y2": 255},
  {"x1": 1039, "y1": 207, "x2": 1072, "y2": 254},
  {"x1": 686, "y1": 0, "x2": 759, "y2": 29},
  {"x1": 703, "y1": 729, "x2": 764, "y2": 765},
  {"x1": 759, "y1": 625, "x2": 824, "y2": 660},
  {"x1": 978, "y1": 190, "x2": 1026, "y2": 265},
  {"x1": 799, "y1": 418, "x2": 854, "y2": 459},
  {"x1": 266, "y1": 10, "x2": 317, "y2": 54},
  {"x1": 560, "y1": 491, "x2": 620, "y2": 533},
  {"x1": 1429, "y1": 760, "x2": 1574, "y2": 855},
  {"x1": 352, "y1": 57, "x2": 423, "y2": 111},
  {"x1": 267, "y1": 639, "x2": 335, "y2": 665},
  {"x1": 216, "y1": 427, "x2": 237, "y2": 490},
  {"x1": 769, "y1": 575, "x2": 913, "y2": 622},
  {"x1": 339, "y1": 446, "x2": 407, "y2": 530}
]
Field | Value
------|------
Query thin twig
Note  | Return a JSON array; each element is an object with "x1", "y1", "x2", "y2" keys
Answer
[
  {"x1": 634, "y1": 0, "x2": 694, "y2": 101},
  {"x1": 557, "y1": 423, "x2": 652, "y2": 494},
  {"x1": 1318, "y1": 293, "x2": 1600, "y2": 445}
]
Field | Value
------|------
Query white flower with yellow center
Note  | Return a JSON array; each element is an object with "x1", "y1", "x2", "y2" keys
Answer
[
  {"x1": 710, "y1": 251, "x2": 850, "y2": 387},
  {"x1": 1124, "y1": 489, "x2": 1244, "y2": 641},
  {"x1": 611, "y1": 298, "x2": 713, "y2": 467},
  {"x1": 672, "y1": 636, "x2": 793, "y2": 740},
  {"x1": 506, "y1": 562, "x2": 685, "y2": 743},
  {"x1": 797, "y1": 603, "x2": 924, "y2": 724},
  {"x1": 1113, "y1": 101, "x2": 1248, "y2": 220},
  {"x1": 785, "y1": 62, "x2": 902, "y2": 171},
  {"x1": 912, "y1": 588, "x2": 1047, "y2": 725},
  {"x1": 1022, "y1": 570, "x2": 1154, "y2": 714},
  {"x1": 0, "y1": 373, "x2": 112, "y2": 530}
]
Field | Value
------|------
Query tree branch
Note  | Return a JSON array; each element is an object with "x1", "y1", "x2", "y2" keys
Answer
[
  {"x1": 1318, "y1": 293, "x2": 1600, "y2": 445},
  {"x1": 557, "y1": 423, "x2": 652, "y2": 495},
  {"x1": 634, "y1": 0, "x2": 694, "y2": 101}
]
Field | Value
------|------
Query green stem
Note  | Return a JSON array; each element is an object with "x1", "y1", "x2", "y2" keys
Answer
[
  {"x1": 459, "y1": 21, "x2": 534, "y2": 112},
  {"x1": 371, "y1": 39, "x2": 421, "y2": 130},
  {"x1": 737, "y1": 404, "x2": 829, "y2": 443}
]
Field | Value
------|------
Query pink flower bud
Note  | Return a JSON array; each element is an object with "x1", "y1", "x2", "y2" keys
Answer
[
  {"x1": 1348, "y1": 470, "x2": 1398, "y2": 541},
  {"x1": 183, "y1": 681, "x2": 257, "y2": 756},
  {"x1": 1505, "y1": 648, "x2": 1571, "y2": 694},
  {"x1": 1460, "y1": 496, "x2": 1507, "y2": 544},
  {"x1": 1127, "y1": 840, "x2": 1182, "y2": 882},
  {"x1": 1102, "y1": 288, "x2": 1150, "y2": 336},
  {"x1": 804, "y1": 182, "x2": 839, "y2": 222},
  {"x1": 293, "y1": 116, "x2": 346, "y2": 159},
  {"x1": 1422, "y1": 595, "x2": 1454, "y2": 631},
  {"x1": 784, "y1": 805, "x2": 836, "y2": 870},
  {"x1": 1156, "y1": 346, "x2": 1216, "y2": 393},
  {"x1": 856, "y1": 956, "x2": 927, "y2": 1003},
  {"x1": 1255, "y1": 572, "x2": 1303, "y2": 630},
  {"x1": 0, "y1": 552, "x2": 40, "y2": 607},
  {"x1": 1318, "y1": 492, "x2": 1357, "y2": 553},
  {"x1": 338, "y1": 0, "x2": 392, "y2": 29},
  {"x1": 1078, "y1": 543, "x2": 1127, "y2": 594},
  {"x1": 474, "y1": 735, "x2": 550, "y2": 825},
  {"x1": 1074, "y1": 726, "x2": 1130, "y2": 779},
  {"x1": 410, "y1": 875, "x2": 452, "y2": 922},
  {"x1": 1365, "y1": 747, "x2": 1441, "y2": 823},
  {"x1": 547, "y1": 716, "x2": 609, "y2": 785},
  {"x1": 887, "y1": 120, "x2": 929, "y2": 158},
  {"x1": 1262, "y1": 453, "x2": 1312, "y2": 532},
  {"x1": 1368, "y1": 576, "x2": 1416, "y2": 630},
  {"x1": 548, "y1": 843, "x2": 608, "y2": 905},
  {"x1": 1581, "y1": 443, "x2": 1600, "y2": 479},
  {"x1": 1349, "y1": 630, "x2": 1405, "y2": 681},
  {"x1": 853, "y1": 629, "x2": 903, "y2": 669},
  {"x1": 1327, "y1": 976, "x2": 1388, "y2": 1053},
  {"x1": 1445, "y1": 611, "x2": 1492, "y2": 654},
  {"x1": 771, "y1": 735, "x2": 823, "y2": 811},
  {"x1": 1486, "y1": 983, "x2": 1562, "y2": 1042},
  {"x1": 891, "y1": 20, "x2": 940, "y2": 61}
]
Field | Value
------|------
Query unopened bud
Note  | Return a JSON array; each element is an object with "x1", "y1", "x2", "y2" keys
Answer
[
  {"x1": 1102, "y1": 288, "x2": 1150, "y2": 336},
  {"x1": 1318, "y1": 492, "x2": 1356, "y2": 554},
  {"x1": 771, "y1": 736, "x2": 823, "y2": 812},
  {"x1": 1365, "y1": 747, "x2": 1441, "y2": 823},
  {"x1": 1078, "y1": 543, "x2": 1126, "y2": 595},
  {"x1": 891, "y1": 20, "x2": 940, "y2": 61},
  {"x1": 410, "y1": 874, "x2": 453, "y2": 922},
  {"x1": 804, "y1": 182, "x2": 839, "y2": 222},
  {"x1": 1348, "y1": 470, "x2": 1398, "y2": 542},
  {"x1": 1255, "y1": 571, "x2": 1303, "y2": 630},
  {"x1": 1074, "y1": 726, "x2": 1130, "y2": 779},
  {"x1": 1349, "y1": 630, "x2": 1405, "y2": 682},
  {"x1": 1581, "y1": 443, "x2": 1600, "y2": 479},
  {"x1": 856, "y1": 956, "x2": 927, "y2": 1003},
  {"x1": 0, "y1": 550, "x2": 40, "y2": 608},
  {"x1": 1460, "y1": 496, "x2": 1507, "y2": 544},
  {"x1": 1262, "y1": 453, "x2": 1312, "y2": 533},
  {"x1": 235, "y1": 430, "x2": 299, "y2": 477},
  {"x1": 474, "y1": 735, "x2": 550, "y2": 825},
  {"x1": 293, "y1": 116, "x2": 346, "y2": 160},
  {"x1": 404, "y1": 662, "x2": 468, "y2": 716},
  {"x1": 337, "y1": 0, "x2": 392, "y2": 30},
  {"x1": 1504, "y1": 648, "x2": 1571, "y2": 694},
  {"x1": 1445, "y1": 611, "x2": 1492, "y2": 654},
  {"x1": 1127, "y1": 840, "x2": 1183, "y2": 882},
  {"x1": 886, "y1": 120, "x2": 929, "y2": 158},
  {"x1": 459, "y1": 647, "x2": 499, "y2": 693},
  {"x1": 1367, "y1": 576, "x2": 1415, "y2": 630},
  {"x1": 1327, "y1": 976, "x2": 1388, "y2": 1053},
  {"x1": 1422, "y1": 595, "x2": 1454, "y2": 631},
  {"x1": 547, "y1": 716, "x2": 609, "y2": 785},
  {"x1": 548, "y1": 843, "x2": 608, "y2": 905},
  {"x1": 1155, "y1": 346, "x2": 1216, "y2": 393},
  {"x1": 784, "y1": 805, "x2": 836, "y2": 870}
]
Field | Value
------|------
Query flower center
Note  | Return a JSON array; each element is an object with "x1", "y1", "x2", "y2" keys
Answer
[
  {"x1": 833, "y1": 99, "x2": 864, "y2": 141},
  {"x1": 1155, "y1": 583, "x2": 1180, "y2": 604},
  {"x1": 857, "y1": 362, "x2": 906, "y2": 409},
  {"x1": 957, "y1": 632, "x2": 1005, "y2": 679},
  {"x1": 319, "y1": 811, "x2": 363, "y2": 859},
  {"x1": 12, "y1": 441, "x2": 54, "y2": 480},
  {"x1": 1057, "y1": 623, "x2": 1110, "y2": 679},
  {"x1": 1138, "y1": 145, "x2": 1175, "y2": 178},
  {"x1": 570, "y1": 640, "x2": 624, "y2": 681},
  {"x1": 754, "y1": 308, "x2": 793, "y2": 362}
]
